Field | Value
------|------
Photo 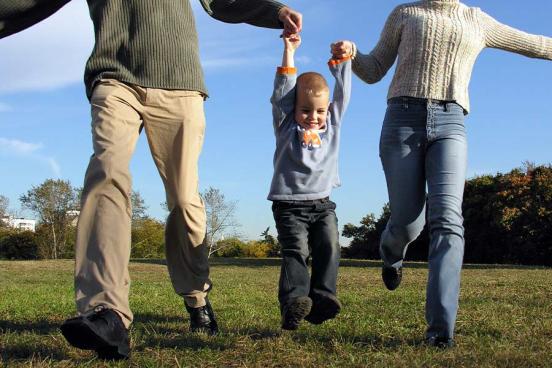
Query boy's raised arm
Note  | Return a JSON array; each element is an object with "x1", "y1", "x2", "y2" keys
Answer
[
  {"x1": 271, "y1": 33, "x2": 301, "y2": 129},
  {"x1": 327, "y1": 48, "x2": 353, "y2": 126}
]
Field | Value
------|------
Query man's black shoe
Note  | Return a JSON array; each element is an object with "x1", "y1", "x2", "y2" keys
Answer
[
  {"x1": 186, "y1": 297, "x2": 219, "y2": 335},
  {"x1": 382, "y1": 265, "x2": 402, "y2": 290},
  {"x1": 426, "y1": 336, "x2": 455, "y2": 349},
  {"x1": 281, "y1": 296, "x2": 312, "y2": 330},
  {"x1": 304, "y1": 294, "x2": 341, "y2": 325},
  {"x1": 60, "y1": 305, "x2": 130, "y2": 360}
]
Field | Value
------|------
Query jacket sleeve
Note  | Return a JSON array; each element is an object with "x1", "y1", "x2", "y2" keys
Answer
[
  {"x1": 328, "y1": 57, "x2": 352, "y2": 126},
  {"x1": 270, "y1": 67, "x2": 297, "y2": 131},
  {"x1": 480, "y1": 9, "x2": 552, "y2": 60},
  {"x1": 352, "y1": 5, "x2": 403, "y2": 84},
  {"x1": 0, "y1": 0, "x2": 71, "y2": 39},
  {"x1": 199, "y1": 0, "x2": 284, "y2": 29}
]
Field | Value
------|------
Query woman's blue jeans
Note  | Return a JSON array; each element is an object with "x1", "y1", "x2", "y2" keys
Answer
[{"x1": 379, "y1": 98, "x2": 467, "y2": 339}]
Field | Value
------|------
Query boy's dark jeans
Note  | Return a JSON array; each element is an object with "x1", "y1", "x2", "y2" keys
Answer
[{"x1": 272, "y1": 198, "x2": 340, "y2": 308}]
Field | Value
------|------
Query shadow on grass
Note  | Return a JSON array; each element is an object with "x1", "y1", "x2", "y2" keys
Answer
[
  {"x1": 1, "y1": 345, "x2": 67, "y2": 363},
  {"x1": 290, "y1": 331, "x2": 424, "y2": 349},
  {"x1": 0, "y1": 319, "x2": 59, "y2": 335}
]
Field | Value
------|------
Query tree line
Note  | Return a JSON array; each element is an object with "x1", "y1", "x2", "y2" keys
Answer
[
  {"x1": 0, "y1": 181, "x2": 278, "y2": 260},
  {"x1": 2, "y1": 163, "x2": 551, "y2": 265},
  {"x1": 342, "y1": 163, "x2": 552, "y2": 266}
]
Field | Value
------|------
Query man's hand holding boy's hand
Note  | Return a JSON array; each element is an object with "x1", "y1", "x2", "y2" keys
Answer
[
  {"x1": 331, "y1": 40, "x2": 355, "y2": 59},
  {"x1": 278, "y1": 7, "x2": 302, "y2": 36},
  {"x1": 283, "y1": 33, "x2": 301, "y2": 52}
]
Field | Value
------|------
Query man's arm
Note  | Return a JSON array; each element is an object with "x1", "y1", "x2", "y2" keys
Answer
[
  {"x1": 0, "y1": 0, "x2": 71, "y2": 39},
  {"x1": 199, "y1": 0, "x2": 301, "y2": 34},
  {"x1": 271, "y1": 34, "x2": 300, "y2": 130},
  {"x1": 328, "y1": 54, "x2": 352, "y2": 126}
]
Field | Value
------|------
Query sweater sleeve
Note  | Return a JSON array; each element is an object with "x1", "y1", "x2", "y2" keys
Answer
[
  {"x1": 480, "y1": 10, "x2": 552, "y2": 60},
  {"x1": 0, "y1": 0, "x2": 71, "y2": 39},
  {"x1": 271, "y1": 67, "x2": 297, "y2": 130},
  {"x1": 199, "y1": 0, "x2": 284, "y2": 29},
  {"x1": 352, "y1": 5, "x2": 403, "y2": 84},
  {"x1": 328, "y1": 57, "x2": 352, "y2": 126}
]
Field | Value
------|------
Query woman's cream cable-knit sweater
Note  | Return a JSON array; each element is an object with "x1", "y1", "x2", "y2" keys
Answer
[{"x1": 352, "y1": 0, "x2": 552, "y2": 113}]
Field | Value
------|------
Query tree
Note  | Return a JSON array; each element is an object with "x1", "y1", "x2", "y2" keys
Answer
[
  {"x1": 260, "y1": 226, "x2": 280, "y2": 257},
  {"x1": 202, "y1": 187, "x2": 240, "y2": 257},
  {"x1": 131, "y1": 190, "x2": 149, "y2": 223},
  {"x1": 131, "y1": 217, "x2": 165, "y2": 258},
  {"x1": 0, "y1": 195, "x2": 9, "y2": 227},
  {"x1": 20, "y1": 179, "x2": 79, "y2": 259}
]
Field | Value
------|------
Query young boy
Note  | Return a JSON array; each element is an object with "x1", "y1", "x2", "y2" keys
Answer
[{"x1": 269, "y1": 34, "x2": 352, "y2": 330}]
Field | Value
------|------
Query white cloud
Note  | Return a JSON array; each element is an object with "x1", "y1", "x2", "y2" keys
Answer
[
  {"x1": 0, "y1": 137, "x2": 42, "y2": 155},
  {"x1": 0, "y1": 1, "x2": 94, "y2": 94},
  {"x1": 0, "y1": 1, "x2": 307, "y2": 94},
  {"x1": 0, "y1": 137, "x2": 60, "y2": 176}
]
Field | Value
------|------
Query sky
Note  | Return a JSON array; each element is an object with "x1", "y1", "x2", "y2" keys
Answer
[{"x1": 1, "y1": 0, "x2": 551, "y2": 243}]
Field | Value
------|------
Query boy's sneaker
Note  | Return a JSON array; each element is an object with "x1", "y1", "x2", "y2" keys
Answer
[
  {"x1": 382, "y1": 265, "x2": 402, "y2": 290},
  {"x1": 60, "y1": 305, "x2": 130, "y2": 360},
  {"x1": 281, "y1": 296, "x2": 312, "y2": 330},
  {"x1": 304, "y1": 294, "x2": 341, "y2": 325},
  {"x1": 426, "y1": 336, "x2": 455, "y2": 349},
  {"x1": 185, "y1": 297, "x2": 219, "y2": 335}
]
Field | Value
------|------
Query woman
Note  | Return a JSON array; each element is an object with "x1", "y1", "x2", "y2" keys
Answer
[{"x1": 331, "y1": 0, "x2": 552, "y2": 347}]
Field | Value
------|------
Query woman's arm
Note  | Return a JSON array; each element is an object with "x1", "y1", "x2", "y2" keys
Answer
[
  {"x1": 481, "y1": 10, "x2": 552, "y2": 60},
  {"x1": 351, "y1": 5, "x2": 404, "y2": 84}
]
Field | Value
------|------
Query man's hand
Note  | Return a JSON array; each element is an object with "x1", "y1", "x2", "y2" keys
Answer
[
  {"x1": 278, "y1": 7, "x2": 302, "y2": 36},
  {"x1": 331, "y1": 40, "x2": 354, "y2": 59},
  {"x1": 283, "y1": 33, "x2": 301, "y2": 52}
]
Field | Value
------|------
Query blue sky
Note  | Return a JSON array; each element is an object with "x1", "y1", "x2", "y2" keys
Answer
[{"x1": 1, "y1": 0, "x2": 551, "y2": 243}]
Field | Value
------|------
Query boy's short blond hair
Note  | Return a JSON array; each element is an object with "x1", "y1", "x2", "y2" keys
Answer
[{"x1": 297, "y1": 72, "x2": 330, "y2": 97}]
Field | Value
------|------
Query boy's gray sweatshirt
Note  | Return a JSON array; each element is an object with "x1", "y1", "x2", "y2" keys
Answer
[{"x1": 268, "y1": 58, "x2": 352, "y2": 201}]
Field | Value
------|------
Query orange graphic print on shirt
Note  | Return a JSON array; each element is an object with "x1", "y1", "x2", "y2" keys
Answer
[{"x1": 300, "y1": 129, "x2": 322, "y2": 149}]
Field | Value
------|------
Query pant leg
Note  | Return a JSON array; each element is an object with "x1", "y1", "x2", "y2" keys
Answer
[
  {"x1": 75, "y1": 79, "x2": 143, "y2": 328},
  {"x1": 424, "y1": 103, "x2": 467, "y2": 339},
  {"x1": 309, "y1": 200, "x2": 340, "y2": 298},
  {"x1": 379, "y1": 103, "x2": 428, "y2": 269},
  {"x1": 141, "y1": 89, "x2": 209, "y2": 308},
  {"x1": 273, "y1": 202, "x2": 311, "y2": 307}
]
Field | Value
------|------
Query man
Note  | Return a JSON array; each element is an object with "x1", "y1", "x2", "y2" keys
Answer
[{"x1": 1, "y1": 0, "x2": 302, "y2": 360}]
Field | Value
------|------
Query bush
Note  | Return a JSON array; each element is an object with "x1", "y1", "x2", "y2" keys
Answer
[
  {"x1": 213, "y1": 237, "x2": 247, "y2": 257},
  {"x1": 131, "y1": 218, "x2": 165, "y2": 258},
  {"x1": 242, "y1": 241, "x2": 271, "y2": 258},
  {"x1": 0, "y1": 231, "x2": 39, "y2": 260}
]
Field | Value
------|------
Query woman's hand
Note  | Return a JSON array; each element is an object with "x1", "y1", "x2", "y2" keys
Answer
[{"x1": 331, "y1": 40, "x2": 354, "y2": 59}]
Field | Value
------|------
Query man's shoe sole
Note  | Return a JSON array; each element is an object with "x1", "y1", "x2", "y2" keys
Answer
[
  {"x1": 60, "y1": 317, "x2": 130, "y2": 360},
  {"x1": 281, "y1": 297, "x2": 312, "y2": 330},
  {"x1": 305, "y1": 295, "x2": 341, "y2": 325}
]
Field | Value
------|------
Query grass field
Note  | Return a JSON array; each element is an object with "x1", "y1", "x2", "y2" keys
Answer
[{"x1": 1, "y1": 258, "x2": 551, "y2": 367}]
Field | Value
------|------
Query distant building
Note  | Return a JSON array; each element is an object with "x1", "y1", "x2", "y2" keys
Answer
[{"x1": 1, "y1": 216, "x2": 36, "y2": 232}]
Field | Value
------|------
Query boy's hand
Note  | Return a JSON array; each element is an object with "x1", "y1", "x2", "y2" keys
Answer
[
  {"x1": 278, "y1": 7, "x2": 302, "y2": 36},
  {"x1": 331, "y1": 40, "x2": 354, "y2": 59},
  {"x1": 283, "y1": 33, "x2": 301, "y2": 52}
]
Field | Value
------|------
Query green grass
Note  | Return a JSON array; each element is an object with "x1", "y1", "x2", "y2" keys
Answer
[{"x1": 1, "y1": 259, "x2": 551, "y2": 367}]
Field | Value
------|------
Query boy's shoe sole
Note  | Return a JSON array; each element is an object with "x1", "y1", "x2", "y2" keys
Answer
[
  {"x1": 304, "y1": 294, "x2": 341, "y2": 325},
  {"x1": 281, "y1": 296, "x2": 312, "y2": 330},
  {"x1": 60, "y1": 307, "x2": 130, "y2": 360}
]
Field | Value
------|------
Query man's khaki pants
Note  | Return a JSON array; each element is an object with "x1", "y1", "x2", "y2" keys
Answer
[{"x1": 75, "y1": 79, "x2": 211, "y2": 328}]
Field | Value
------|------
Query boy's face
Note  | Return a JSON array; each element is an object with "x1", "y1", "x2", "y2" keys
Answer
[{"x1": 294, "y1": 89, "x2": 330, "y2": 131}]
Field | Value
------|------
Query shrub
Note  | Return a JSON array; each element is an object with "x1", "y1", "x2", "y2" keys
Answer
[{"x1": 0, "y1": 231, "x2": 39, "y2": 260}]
